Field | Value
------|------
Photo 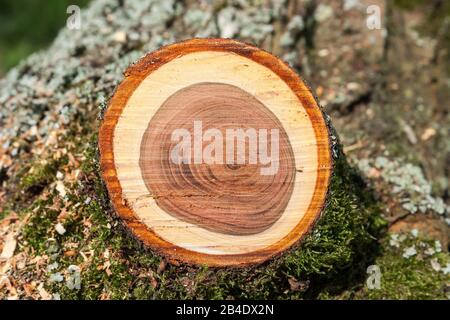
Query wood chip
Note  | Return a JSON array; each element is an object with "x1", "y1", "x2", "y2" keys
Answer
[
  {"x1": 421, "y1": 127, "x2": 436, "y2": 141},
  {"x1": 0, "y1": 233, "x2": 17, "y2": 260},
  {"x1": 55, "y1": 181, "x2": 67, "y2": 197},
  {"x1": 157, "y1": 259, "x2": 167, "y2": 274}
]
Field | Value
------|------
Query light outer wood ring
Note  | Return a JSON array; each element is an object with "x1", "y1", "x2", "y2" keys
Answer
[{"x1": 99, "y1": 39, "x2": 332, "y2": 267}]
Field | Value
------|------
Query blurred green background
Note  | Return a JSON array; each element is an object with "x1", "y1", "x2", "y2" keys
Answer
[{"x1": 0, "y1": 0, "x2": 90, "y2": 75}]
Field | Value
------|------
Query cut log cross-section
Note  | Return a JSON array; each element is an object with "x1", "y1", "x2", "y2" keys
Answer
[{"x1": 99, "y1": 39, "x2": 332, "y2": 267}]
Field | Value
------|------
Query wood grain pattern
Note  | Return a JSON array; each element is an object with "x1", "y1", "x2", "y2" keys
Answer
[
  {"x1": 140, "y1": 82, "x2": 296, "y2": 235},
  {"x1": 99, "y1": 38, "x2": 332, "y2": 267}
]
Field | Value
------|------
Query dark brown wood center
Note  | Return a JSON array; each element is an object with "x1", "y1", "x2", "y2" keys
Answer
[{"x1": 139, "y1": 83, "x2": 295, "y2": 235}]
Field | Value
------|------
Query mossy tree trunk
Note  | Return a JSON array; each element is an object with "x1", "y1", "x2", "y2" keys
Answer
[{"x1": 0, "y1": 0, "x2": 390, "y2": 299}]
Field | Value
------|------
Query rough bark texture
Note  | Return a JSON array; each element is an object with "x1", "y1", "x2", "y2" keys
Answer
[{"x1": 0, "y1": 0, "x2": 448, "y2": 300}]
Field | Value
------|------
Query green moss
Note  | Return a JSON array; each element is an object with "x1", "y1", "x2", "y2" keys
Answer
[
  {"x1": 394, "y1": 0, "x2": 428, "y2": 10},
  {"x1": 354, "y1": 235, "x2": 449, "y2": 300},
  {"x1": 20, "y1": 159, "x2": 61, "y2": 193},
  {"x1": 21, "y1": 196, "x2": 60, "y2": 253},
  {"x1": 0, "y1": 207, "x2": 10, "y2": 220}
]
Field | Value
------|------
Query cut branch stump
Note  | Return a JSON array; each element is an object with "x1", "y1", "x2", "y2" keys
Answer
[{"x1": 99, "y1": 39, "x2": 332, "y2": 267}]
